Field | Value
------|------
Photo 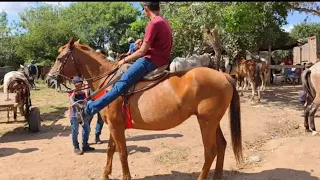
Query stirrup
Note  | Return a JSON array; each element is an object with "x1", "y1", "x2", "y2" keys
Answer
[{"x1": 72, "y1": 100, "x2": 88, "y2": 125}]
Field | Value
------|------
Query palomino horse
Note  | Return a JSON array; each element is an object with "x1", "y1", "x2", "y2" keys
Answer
[
  {"x1": 301, "y1": 61, "x2": 320, "y2": 133},
  {"x1": 236, "y1": 57, "x2": 262, "y2": 102},
  {"x1": 47, "y1": 38, "x2": 243, "y2": 180},
  {"x1": 37, "y1": 65, "x2": 51, "y2": 80}
]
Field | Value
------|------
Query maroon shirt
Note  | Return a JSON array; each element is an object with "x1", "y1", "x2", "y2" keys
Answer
[{"x1": 144, "y1": 16, "x2": 172, "y2": 67}]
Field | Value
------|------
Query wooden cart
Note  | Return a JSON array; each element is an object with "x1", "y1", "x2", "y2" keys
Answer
[{"x1": 0, "y1": 89, "x2": 41, "y2": 133}]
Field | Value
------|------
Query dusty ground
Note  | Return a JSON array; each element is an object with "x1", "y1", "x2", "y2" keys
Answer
[{"x1": 0, "y1": 83, "x2": 319, "y2": 180}]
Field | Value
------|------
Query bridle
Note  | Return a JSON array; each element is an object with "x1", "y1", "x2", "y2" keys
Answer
[{"x1": 48, "y1": 45, "x2": 119, "y2": 94}]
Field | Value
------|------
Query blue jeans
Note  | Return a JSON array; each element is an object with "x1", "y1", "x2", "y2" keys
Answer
[
  {"x1": 88, "y1": 112, "x2": 104, "y2": 139},
  {"x1": 88, "y1": 89, "x2": 104, "y2": 139},
  {"x1": 70, "y1": 117, "x2": 91, "y2": 149},
  {"x1": 85, "y1": 57, "x2": 157, "y2": 116}
]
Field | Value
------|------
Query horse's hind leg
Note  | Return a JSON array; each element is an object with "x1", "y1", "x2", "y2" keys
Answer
[
  {"x1": 103, "y1": 133, "x2": 116, "y2": 179},
  {"x1": 213, "y1": 125, "x2": 227, "y2": 180},
  {"x1": 197, "y1": 116, "x2": 218, "y2": 180},
  {"x1": 249, "y1": 80, "x2": 255, "y2": 101},
  {"x1": 308, "y1": 100, "x2": 320, "y2": 132},
  {"x1": 304, "y1": 100, "x2": 311, "y2": 132}
]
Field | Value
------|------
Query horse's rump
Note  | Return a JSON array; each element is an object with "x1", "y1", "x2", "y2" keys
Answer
[
  {"x1": 3, "y1": 71, "x2": 31, "y2": 94},
  {"x1": 301, "y1": 69, "x2": 315, "y2": 102}
]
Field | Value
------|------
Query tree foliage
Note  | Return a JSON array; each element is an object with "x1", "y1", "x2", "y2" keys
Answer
[
  {"x1": 0, "y1": 2, "x2": 319, "y2": 67},
  {"x1": 290, "y1": 22, "x2": 320, "y2": 40}
]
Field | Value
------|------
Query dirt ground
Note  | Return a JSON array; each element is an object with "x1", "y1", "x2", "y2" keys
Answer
[{"x1": 0, "y1": 83, "x2": 319, "y2": 180}]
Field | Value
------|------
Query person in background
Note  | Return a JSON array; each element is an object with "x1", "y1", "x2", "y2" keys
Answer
[
  {"x1": 126, "y1": 37, "x2": 135, "y2": 55},
  {"x1": 107, "y1": 50, "x2": 116, "y2": 61},
  {"x1": 28, "y1": 60, "x2": 38, "y2": 88},
  {"x1": 69, "y1": 75, "x2": 95, "y2": 155},
  {"x1": 134, "y1": 39, "x2": 143, "y2": 51}
]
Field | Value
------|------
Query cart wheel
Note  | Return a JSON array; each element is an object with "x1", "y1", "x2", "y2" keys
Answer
[{"x1": 28, "y1": 107, "x2": 41, "y2": 133}]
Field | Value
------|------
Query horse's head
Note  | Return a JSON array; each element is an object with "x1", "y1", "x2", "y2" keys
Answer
[
  {"x1": 46, "y1": 37, "x2": 81, "y2": 90},
  {"x1": 19, "y1": 64, "x2": 30, "y2": 78}
]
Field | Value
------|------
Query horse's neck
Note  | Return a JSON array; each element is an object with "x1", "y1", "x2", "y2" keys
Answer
[{"x1": 74, "y1": 47, "x2": 117, "y2": 91}]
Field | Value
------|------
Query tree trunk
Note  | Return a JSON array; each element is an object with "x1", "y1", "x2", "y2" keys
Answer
[
  {"x1": 267, "y1": 44, "x2": 272, "y2": 85},
  {"x1": 204, "y1": 24, "x2": 221, "y2": 70}
]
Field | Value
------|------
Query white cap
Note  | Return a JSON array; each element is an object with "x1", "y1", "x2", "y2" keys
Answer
[{"x1": 72, "y1": 76, "x2": 83, "y2": 84}]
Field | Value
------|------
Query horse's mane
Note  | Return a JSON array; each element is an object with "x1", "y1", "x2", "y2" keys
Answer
[{"x1": 75, "y1": 44, "x2": 118, "y2": 68}]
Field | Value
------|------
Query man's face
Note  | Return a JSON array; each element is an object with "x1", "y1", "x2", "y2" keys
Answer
[{"x1": 143, "y1": 6, "x2": 150, "y2": 19}]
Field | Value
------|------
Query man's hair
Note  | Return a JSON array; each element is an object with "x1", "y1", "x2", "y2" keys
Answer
[{"x1": 141, "y1": 2, "x2": 160, "y2": 11}]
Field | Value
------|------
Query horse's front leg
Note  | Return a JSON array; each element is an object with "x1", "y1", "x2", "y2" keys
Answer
[
  {"x1": 243, "y1": 77, "x2": 249, "y2": 91},
  {"x1": 250, "y1": 80, "x2": 255, "y2": 101},
  {"x1": 103, "y1": 133, "x2": 116, "y2": 180},
  {"x1": 257, "y1": 86, "x2": 261, "y2": 103},
  {"x1": 110, "y1": 125, "x2": 131, "y2": 180}
]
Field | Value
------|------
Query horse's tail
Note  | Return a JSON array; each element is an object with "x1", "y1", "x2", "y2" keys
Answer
[
  {"x1": 225, "y1": 74, "x2": 243, "y2": 164},
  {"x1": 301, "y1": 69, "x2": 315, "y2": 101}
]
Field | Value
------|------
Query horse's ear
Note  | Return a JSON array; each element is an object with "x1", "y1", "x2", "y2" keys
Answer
[
  {"x1": 75, "y1": 39, "x2": 80, "y2": 45},
  {"x1": 20, "y1": 64, "x2": 24, "y2": 68},
  {"x1": 68, "y1": 37, "x2": 76, "y2": 48}
]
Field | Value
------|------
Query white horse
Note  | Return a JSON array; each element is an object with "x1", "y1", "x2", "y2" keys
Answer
[
  {"x1": 1, "y1": 66, "x2": 31, "y2": 94},
  {"x1": 169, "y1": 53, "x2": 212, "y2": 72}
]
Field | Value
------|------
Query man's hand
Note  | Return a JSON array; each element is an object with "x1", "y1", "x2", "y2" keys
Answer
[{"x1": 118, "y1": 59, "x2": 126, "y2": 66}]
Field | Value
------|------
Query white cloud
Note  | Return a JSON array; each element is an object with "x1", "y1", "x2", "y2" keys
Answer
[
  {"x1": 43, "y1": 2, "x2": 74, "y2": 7},
  {"x1": 282, "y1": 24, "x2": 294, "y2": 33},
  {"x1": 0, "y1": 2, "x2": 33, "y2": 15}
]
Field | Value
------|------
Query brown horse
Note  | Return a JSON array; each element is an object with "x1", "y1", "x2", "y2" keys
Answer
[
  {"x1": 47, "y1": 38, "x2": 243, "y2": 180},
  {"x1": 301, "y1": 61, "x2": 320, "y2": 133},
  {"x1": 37, "y1": 65, "x2": 51, "y2": 80},
  {"x1": 236, "y1": 57, "x2": 262, "y2": 102}
]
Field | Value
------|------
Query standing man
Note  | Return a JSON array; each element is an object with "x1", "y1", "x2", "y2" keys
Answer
[{"x1": 76, "y1": 1, "x2": 173, "y2": 121}]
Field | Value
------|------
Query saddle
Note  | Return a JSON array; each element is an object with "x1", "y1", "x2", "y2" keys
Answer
[
  {"x1": 87, "y1": 63, "x2": 170, "y2": 129},
  {"x1": 110, "y1": 63, "x2": 170, "y2": 95}
]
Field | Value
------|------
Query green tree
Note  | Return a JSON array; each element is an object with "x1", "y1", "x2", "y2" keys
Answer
[
  {"x1": 16, "y1": 4, "x2": 75, "y2": 65},
  {"x1": 62, "y1": 2, "x2": 139, "y2": 53},
  {"x1": 290, "y1": 22, "x2": 320, "y2": 40}
]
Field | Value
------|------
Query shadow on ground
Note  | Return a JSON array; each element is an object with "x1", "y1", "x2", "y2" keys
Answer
[
  {"x1": 89, "y1": 133, "x2": 183, "y2": 146},
  {"x1": 0, "y1": 107, "x2": 70, "y2": 143},
  {"x1": 134, "y1": 168, "x2": 318, "y2": 180},
  {"x1": 40, "y1": 107, "x2": 69, "y2": 121},
  {"x1": 87, "y1": 145, "x2": 151, "y2": 155},
  {"x1": 240, "y1": 85, "x2": 304, "y2": 111},
  {"x1": 0, "y1": 147, "x2": 39, "y2": 158}
]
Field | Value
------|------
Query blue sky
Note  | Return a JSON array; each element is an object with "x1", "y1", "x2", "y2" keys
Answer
[{"x1": 1, "y1": 2, "x2": 320, "y2": 32}]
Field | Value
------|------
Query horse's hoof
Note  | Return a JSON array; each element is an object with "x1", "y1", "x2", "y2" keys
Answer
[{"x1": 305, "y1": 129, "x2": 312, "y2": 133}]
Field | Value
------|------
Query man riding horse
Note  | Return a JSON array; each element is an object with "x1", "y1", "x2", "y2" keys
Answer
[{"x1": 76, "y1": 2, "x2": 173, "y2": 121}]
